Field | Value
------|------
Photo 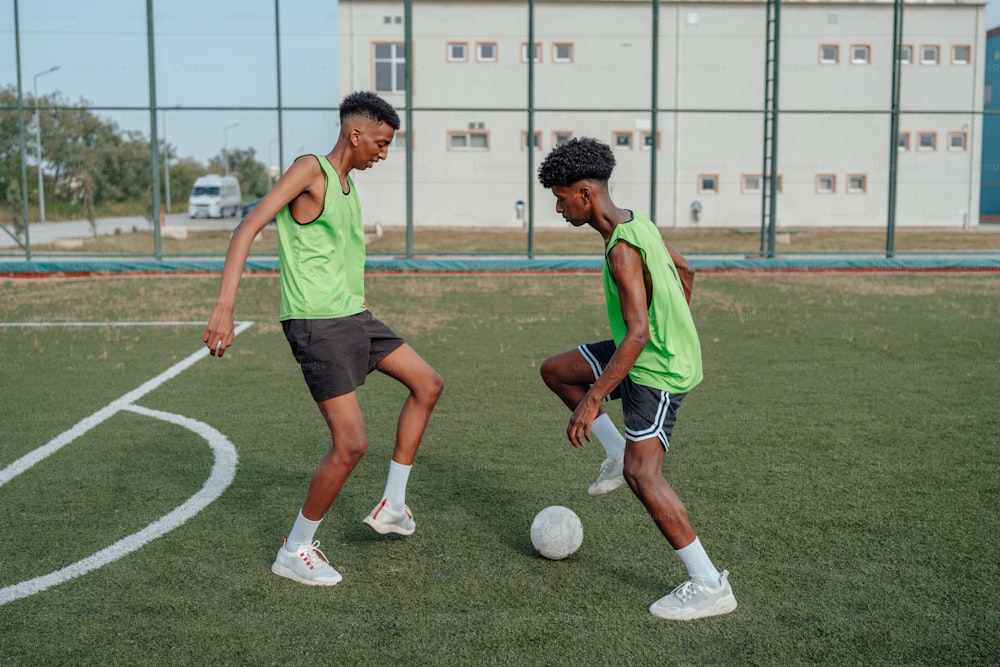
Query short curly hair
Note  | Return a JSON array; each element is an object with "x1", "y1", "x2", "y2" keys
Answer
[
  {"x1": 537, "y1": 137, "x2": 616, "y2": 188},
  {"x1": 339, "y1": 91, "x2": 401, "y2": 130}
]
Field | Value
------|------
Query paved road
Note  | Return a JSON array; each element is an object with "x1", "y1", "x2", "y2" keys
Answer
[{"x1": 0, "y1": 213, "x2": 241, "y2": 249}]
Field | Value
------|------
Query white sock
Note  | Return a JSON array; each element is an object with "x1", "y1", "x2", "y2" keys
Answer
[
  {"x1": 591, "y1": 413, "x2": 626, "y2": 461},
  {"x1": 675, "y1": 537, "x2": 722, "y2": 588},
  {"x1": 285, "y1": 510, "x2": 322, "y2": 552},
  {"x1": 382, "y1": 460, "x2": 412, "y2": 508}
]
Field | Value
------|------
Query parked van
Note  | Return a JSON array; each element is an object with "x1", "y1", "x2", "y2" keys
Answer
[{"x1": 188, "y1": 175, "x2": 241, "y2": 218}]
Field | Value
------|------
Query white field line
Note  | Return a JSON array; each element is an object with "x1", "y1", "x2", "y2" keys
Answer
[{"x1": 0, "y1": 320, "x2": 253, "y2": 606}]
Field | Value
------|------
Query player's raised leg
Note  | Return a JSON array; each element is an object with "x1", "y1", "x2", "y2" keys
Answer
[
  {"x1": 623, "y1": 437, "x2": 736, "y2": 620},
  {"x1": 540, "y1": 345, "x2": 628, "y2": 495},
  {"x1": 363, "y1": 343, "x2": 444, "y2": 535}
]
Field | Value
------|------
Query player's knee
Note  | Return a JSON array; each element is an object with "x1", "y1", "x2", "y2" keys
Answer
[
  {"x1": 623, "y1": 458, "x2": 657, "y2": 493},
  {"x1": 539, "y1": 356, "x2": 560, "y2": 389},
  {"x1": 418, "y1": 370, "x2": 444, "y2": 405}
]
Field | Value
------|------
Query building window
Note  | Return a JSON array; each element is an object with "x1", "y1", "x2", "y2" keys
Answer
[
  {"x1": 698, "y1": 174, "x2": 719, "y2": 194},
  {"x1": 917, "y1": 132, "x2": 937, "y2": 151},
  {"x1": 847, "y1": 174, "x2": 867, "y2": 193},
  {"x1": 374, "y1": 42, "x2": 406, "y2": 93},
  {"x1": 553, "y1": 43, "x2": 574, "y2": 63},
  {"x1": 898, "y1": 132, "x2": 910, "y2": 152},
  {"x1": 522, "y1": 130, "x2": 542, "y2": 150},
  {"x1": 820, "y1": 44, "x2": 839, "y2": 64},
  {"x1": 640, "y1": 131, "x2": 661, "y2": 150},
  {"x1": 851, "y1": 44, "x2": 871, "y2": 64},
  {"x1": 742, "y1": 175, "x2": 762, "y2": 193},
  {"x1": 477, "y1": 42, "x2": 497, "y2": 62},
  {"x1": 612, "y1": 131, "x2": 633, "y2": 150},
  {"x1": 521, "y1": 42, "x2": 542, "y2": 63},
  {"x1": 392, "y1": 129, "x2": 412, "y2": 150},
  {"x1": 952, "y1": 45, "x2": 971, "y2": 65},
  {"x1": 447, "y1": 42, "x2": 468, "y2": 63},
  {"x1": 948, "y1": 132, "x2": 968, "y2": 151},
  {"x1": 553, "y1": 131, "x2": 573, "y2": 147},
  {"x1": 817, "y1": 174, "x2": 836, "y2": 194},
  {"x1": 921, "y1": 45, "x2": 940, "y2": 65},
  {"x1": 986, "y1": 82, "x2": 994, "y2": 107},
  {"x1": 449, "y1": 131, "x2": 489, "y2": 150},
  {"x1": 899, "y1": 44, "x2": 913, "y2": 64}
]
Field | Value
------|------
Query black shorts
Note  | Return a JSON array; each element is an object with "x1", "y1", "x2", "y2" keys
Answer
[
  {"x1": 577, "y1": 340, "x2": 686, "y2": 451},
  {"x1": 282, "y1": 312, "x2": 405, "y2": 402}
]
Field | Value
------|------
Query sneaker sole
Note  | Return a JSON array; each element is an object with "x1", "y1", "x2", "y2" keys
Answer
[
  {"x1": 649, "y1": 595, "x2": 737, "y2": 621},
  {"x1": 588, "y1": 477, "x2": 627, "y2": 497},
  {"x1": 270, "y1": 562, "x2": 343, "y2": 586},
  {"x1": 362, "y1": 516, "x2": 415, "y2": 536}
]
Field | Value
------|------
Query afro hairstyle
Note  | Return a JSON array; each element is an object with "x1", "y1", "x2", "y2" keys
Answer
[
  {"x1": 339, "y1": 91, "x2": 401, "y2": 130},
  {"x1": 537, "y1": 137, "x2": 616, "y2": 188}
]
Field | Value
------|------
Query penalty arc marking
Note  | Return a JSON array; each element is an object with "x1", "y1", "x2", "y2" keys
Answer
[{"x1": 0, "y1": 320, "x2": 253, "y2": 606}]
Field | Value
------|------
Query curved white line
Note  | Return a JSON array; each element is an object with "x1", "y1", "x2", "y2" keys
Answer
[
  {"x1": 0, "y1": 406, "x2": 238, "y2": 606},
  {"x1": 0, "y1": 321, "x2": 253, "y2": 487}
]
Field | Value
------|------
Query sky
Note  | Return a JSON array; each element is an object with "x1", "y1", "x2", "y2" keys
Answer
[
  {"x1": 0, "y1": 0, "x2": 341, "y2": 172},
  {"x1": 3, "y1": 0, "x2": 1000, "y2": 175}
]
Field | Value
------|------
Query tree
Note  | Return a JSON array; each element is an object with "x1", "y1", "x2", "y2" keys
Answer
[{"x1": 208, "y1": 147, "x2": 270, "y2": 201}]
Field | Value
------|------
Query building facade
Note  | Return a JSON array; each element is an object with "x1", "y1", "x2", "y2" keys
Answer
[{"x1": 339, "y1": 0, "x2": 987, "y2": 229}]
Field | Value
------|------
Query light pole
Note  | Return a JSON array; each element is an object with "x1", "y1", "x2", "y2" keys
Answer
[
  {"x1": 33, "y1": 65, "x2": 59, "y2": 222},
  {"x1": 224, "y1": 123, "x2": 239, "y2": 176},
  {"x1": 268, "y1": 138, "x2": 279, "y2": 188}
]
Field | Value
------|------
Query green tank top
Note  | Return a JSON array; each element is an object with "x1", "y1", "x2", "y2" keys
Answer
[
  {"x1": 603, "y1": 213, "x2": 703, "y2": 393},
  {"x1": 277, "y1": 155, "x2": 367, "y2": 320}
]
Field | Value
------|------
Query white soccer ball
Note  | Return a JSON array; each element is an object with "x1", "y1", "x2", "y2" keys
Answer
[{"x1": 530, "y1": 505, "x2": 583, "y2": 560}]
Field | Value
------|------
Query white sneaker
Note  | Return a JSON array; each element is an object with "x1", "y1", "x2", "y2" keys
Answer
[
  {"x1": 270, "y1": 540, "x2": 343, "y2": 586},
  {"x1": 363, "y1": 498, "x2": 416, "y2": 536},
  {"x1": 588, "y1": 457, "x2": 626, "y2": 496},
  {"x1": 649, "y1": 570, "x2": 737, "y2": 621}
]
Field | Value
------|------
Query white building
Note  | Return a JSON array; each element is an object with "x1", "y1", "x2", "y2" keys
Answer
[{"x1": 339, "y1": 0, "x2": 987, "y2": 229}]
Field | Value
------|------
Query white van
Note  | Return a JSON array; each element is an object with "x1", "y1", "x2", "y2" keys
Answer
[{"x1": 188, "y1": 175, "x2": 242, "y2": 218}]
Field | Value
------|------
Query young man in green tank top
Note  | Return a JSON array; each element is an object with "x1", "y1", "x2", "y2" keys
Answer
[
  {"x1": 203, "y1": 92, "x2": 444, "y2": 586},
  {"x1": 537, "y1": 138, "x2": 737, "y2": 620}
]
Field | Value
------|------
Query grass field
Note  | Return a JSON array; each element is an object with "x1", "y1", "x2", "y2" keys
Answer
[
  {"x1": 1, "y1": 271, "x2": 998, "y2": 665},
  {"x1": 7, "y1": 224, "x2": 1000, "y2": 257}
]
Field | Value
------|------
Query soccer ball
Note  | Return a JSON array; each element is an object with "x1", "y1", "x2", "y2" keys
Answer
[{"x1": 530, "y1": 505, "x2": 583, "y2": 560}]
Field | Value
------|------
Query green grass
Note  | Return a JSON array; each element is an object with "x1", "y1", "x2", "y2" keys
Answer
[
  {"x1": 7, "y1": 225, "x2": 1000, "y2": 257},
  {"x1": 1, "y1": 272, "x2": 998, "y2": 665}
]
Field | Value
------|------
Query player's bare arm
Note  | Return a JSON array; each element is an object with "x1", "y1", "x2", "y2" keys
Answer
[
  {"x1": 202, "y1": 158, "x2": 322, "y2": 357},
  {"x1": 665, "y1": 242, "x2": 694, "y2": 304},
  {"x1": 567, "y1": 241, "x2": 651, "y2": 448}
]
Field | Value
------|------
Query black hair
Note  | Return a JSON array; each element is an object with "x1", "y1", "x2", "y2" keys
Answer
[
  {"x1": 339, "y1": 91, "x2": 401, "y2": 130},
  {"x1": 537, "y1": 137, "x2": 615, "y2": 188}
]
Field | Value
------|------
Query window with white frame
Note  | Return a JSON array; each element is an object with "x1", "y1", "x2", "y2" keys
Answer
[
  {"x1": 553, "y1": 131, "x2": 573, "y2": 147},
  {"x1": 817, "y1": 174, "x2": 836, "y2": 193},
  {"x1": 448, "y1": 42, "x2": 468, "y2": 62},
  {"x1": 948, "y1": 132, "x2": 968, "y2": 151},
  {"x1": 522, "y1": 130, "x2": 542, "y2": 150},
  {"x1": 477, "y1": 42, "x2": 497, "y2": 62},
  {"x1": 820, "y1": 44, "x2": 839, "y2": 64},
  {"x1": 449, "y1": 130, "x2": 489, "y2": 150},
  {"x1": 742, "y1": 175, "x2": 762, "y2": 193},
  {"x1": 851, "y1": 44, "x2": 871, "y2": 64},
  {"x1": 613, "y1": 131, "x2": 633, "y2": 150},
  {"x1": 640, "y1": 131, "x2": 660, "y2": 150},
  {"x1": 553, "y1": 43, "x2": 574, "y2": 63},
  {"x1": 521, "y1": 42, "x2": 542, "y2": 63},
  {"x1": 374, "y1": 42, "x2": 406, "y2": 93},
  {"x1": 899, "y1": 44, "x2": 913, "y2": 64},
  {"x1": 847, "y1": 174, "x2": 867, "y2": 193},
  {"x1": 917, "y1": 132, "x2": 937, "y2": 151},
  {"x1": 898, "y1": 132, "x2": 910, "y2": 152},
  {"x1": 952, "y1": 45, "x2": 971, "y2": 65},
  {"x1": 698, "y1": 174, "x2": 719, "y2": 194},
  {"x1": 921, "y1": 45, "x2": 940, "y2": 65}
]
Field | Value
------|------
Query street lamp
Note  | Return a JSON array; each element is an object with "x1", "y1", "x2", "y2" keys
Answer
[
  {"x1": 33, "y1": 65, "x2": 60, "y2": 222},
  {"x1": 223, "y1": 123, "x2": 239, "y2": 176}
]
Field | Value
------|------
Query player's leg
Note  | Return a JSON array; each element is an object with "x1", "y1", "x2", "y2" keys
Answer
[
  {"x1": 619, "y1": 382, "x2": 736, "y2": 620},
  {"x1": 362, "y1": 343, "x2": 444, "y2": 535},
  {"x1": 540, "y1": 343, "x2": 627, "y2": 495}
]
